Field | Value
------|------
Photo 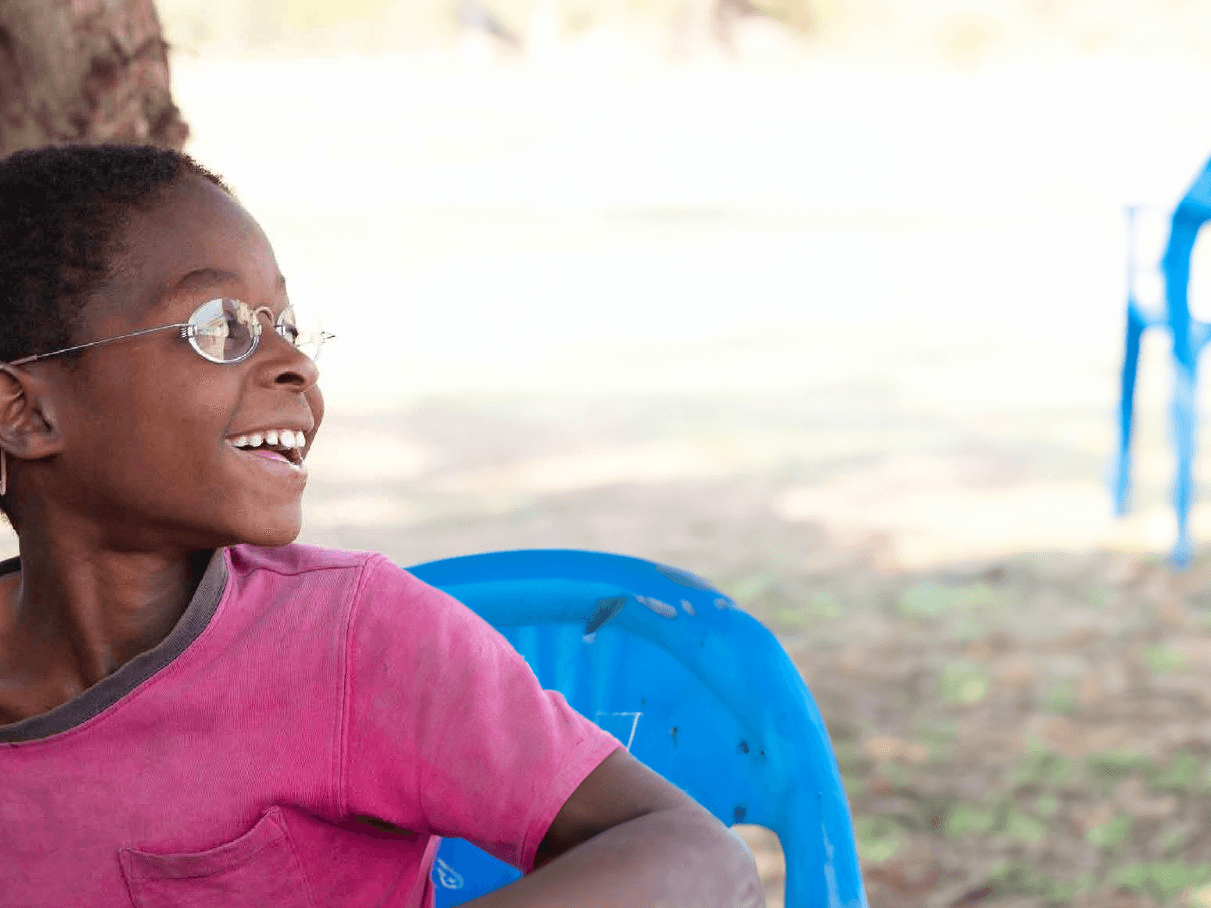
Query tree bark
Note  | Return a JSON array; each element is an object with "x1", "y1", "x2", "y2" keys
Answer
[{"x1": 0, "y1": 0, "x2": 187, "y2": 157}]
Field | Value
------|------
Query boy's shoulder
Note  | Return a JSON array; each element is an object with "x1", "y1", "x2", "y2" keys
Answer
[
  {"x1": 222, "y1": 543, "x2": 436, "y2": 606},
  {"x1": 221, "y1": 544, "x2": 466, "y2": 636},
  {"x1": 225, "y1": 542, "x2": 383, "y2": 578}
]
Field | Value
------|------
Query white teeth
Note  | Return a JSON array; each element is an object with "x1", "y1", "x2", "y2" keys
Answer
[{"x1": 231, "y1": 429, "x2": 305, "y2": 449}]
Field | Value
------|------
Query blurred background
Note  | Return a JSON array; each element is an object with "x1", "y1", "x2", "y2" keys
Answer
[
  {"x1": 147, "y1": 0, "x2": 1211, "y2": 570},
  {"x1": 11, "y1": 1, "x2": 1211, "y2": 904}
]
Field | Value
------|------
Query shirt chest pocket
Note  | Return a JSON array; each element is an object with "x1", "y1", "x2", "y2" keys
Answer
[{"x1": 119, "y1": 807, "x2": 317, "y2": 908}]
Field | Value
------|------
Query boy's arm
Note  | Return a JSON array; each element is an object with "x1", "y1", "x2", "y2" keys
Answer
[{"x1": 464, "y1": 748, "x2": 766, "y2": 908}]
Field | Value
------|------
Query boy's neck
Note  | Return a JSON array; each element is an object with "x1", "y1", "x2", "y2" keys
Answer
[{"x1": 0, "y1": 540, "x2": 214, "y2": 723}]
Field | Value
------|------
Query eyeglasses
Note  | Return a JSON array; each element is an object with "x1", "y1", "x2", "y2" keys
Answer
[{"x1": 6, "y1": 298, "x2": 334, "y2": 367}]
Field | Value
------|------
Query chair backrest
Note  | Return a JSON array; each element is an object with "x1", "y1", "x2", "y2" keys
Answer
[
  {"x1": 1163, "y1": 155, "x2": 1211, "y2": 348},
  {"x1": 408, "y1": 549, "x2": 868, "y2": 908}
]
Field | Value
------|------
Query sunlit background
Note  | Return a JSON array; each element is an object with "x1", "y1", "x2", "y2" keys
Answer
[
  {"x1": 10, "y1": 2, "x2": 1211, "y2": 904},
  {"x1": 153, "y1": 0, "x2": 1211, "y2": 569}
]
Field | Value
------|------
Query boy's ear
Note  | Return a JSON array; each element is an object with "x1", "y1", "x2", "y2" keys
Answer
[{"x1": 0, "y1": 365, "x2": 64, "y2": 460}]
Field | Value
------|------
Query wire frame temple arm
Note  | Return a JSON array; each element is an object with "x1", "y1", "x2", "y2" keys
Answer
[{"x1": 5, "y1": 323, "x2": 190, "y2": 366}]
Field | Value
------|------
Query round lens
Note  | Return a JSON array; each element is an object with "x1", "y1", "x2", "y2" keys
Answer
[
  {"x1": 296, "y1": 333, "x2": 326, "y2": 362},
  {"x1": 276, "y1": 307, "x2": 327, "y2": 361},
  {"x1": 190, "y1": 299, "x2": 259, "y2": 363},
  {"x1": 274, "y1": 306, "x2": 300, "y2": 347}
]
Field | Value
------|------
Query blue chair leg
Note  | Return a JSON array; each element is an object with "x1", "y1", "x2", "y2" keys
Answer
[
  {"x1": 1114, "y1": 304, "x2": 1147, "y2": 515},
  {"x1": 1171, "y1": 361, "x2": 1198, "y2": 567},
  {"x1": 1164, "y1": 214, "x2": 1203, "y2": 567}
]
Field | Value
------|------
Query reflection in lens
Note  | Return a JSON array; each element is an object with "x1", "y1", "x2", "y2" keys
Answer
[
  {"x1": 194, "y1": 309, "x2": 230, "y2": 360},
  {"x1": 278, "y1": 307, "x2": 328, "y2": 361},
  {"x1": 225, "y1": 300, "x2": 260, "y2": 361},
  {"x1": 191, "y1": 299, "x2": 255, "y2": 362},
  {"x1": 276, "y1": 307, "x2": 301, "y2": 347}
]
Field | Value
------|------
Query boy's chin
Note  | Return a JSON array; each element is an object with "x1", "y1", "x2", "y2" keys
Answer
[
  {"x1": 229, "y1": 510, "x2": 303, "y2": 548},
  {"x1": 252, "y1": 522, "x2": 303, "y2": 548},
  {"x1": 250, "y1": 528, "x2": 302, "y2": 547}
]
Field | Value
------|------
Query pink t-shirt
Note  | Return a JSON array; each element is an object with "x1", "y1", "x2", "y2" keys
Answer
[{"x1": 0, "y1": 544, "x2": 622, "y2": 907}]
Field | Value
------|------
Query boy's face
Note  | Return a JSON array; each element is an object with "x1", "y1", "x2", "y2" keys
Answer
[{"x1": 41, "y1": 173, "x2": 324, "y2": 551}]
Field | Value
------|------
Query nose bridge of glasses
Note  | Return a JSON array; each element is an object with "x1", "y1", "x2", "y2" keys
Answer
[{"x1": 249, "y1": 304, "x2": 276, "y2": 330}]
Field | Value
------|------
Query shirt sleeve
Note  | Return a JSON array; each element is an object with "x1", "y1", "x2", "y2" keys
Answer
[{"x1": 341, "y1": 555, "x2": 623, "y2": 872}]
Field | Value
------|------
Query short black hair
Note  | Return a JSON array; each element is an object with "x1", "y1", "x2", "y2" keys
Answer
[
  {"x1": 0, "y1": 143, "x2": 229, "y2": 365},
  {"x1": 0, "y1": 144, "x2": 228, "y2": 520}
]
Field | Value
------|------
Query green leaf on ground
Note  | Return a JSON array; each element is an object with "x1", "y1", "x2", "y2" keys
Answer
[
  {"x1": 730, "y1": 571, "x2": 779, "y2": 603},
  {"x1": 940, "y1": 661, "x2": 990, "y2": 704},
  {"x1": 1111, "y1": 862, "x2": 1211, "y2": 901},
  {"x1": 767, "y1": 602, "x2": 807, "y2": 628},
  {"x1": 770, "y1": 591, "x2": 844, "y2": 628},
  {"x1": 1003, "y1": 810, "x2": 1048, "y2": 843},
  {"x1": 1148, "y1": 752, "x2": 1201, "y2": 792},
  {"x1": 898, "y1": 582, "x2": 1000, "y2": 620},
  {"x1": 951, "y1": 612, "x2": 987, "y2": 644},
  {"x1": 1044, "y1": 680, "x2": 1078, "y2": 715},
  {"x1": 1035, "y1": 793, "x2": 1059, "y2": 817},
  {"x1": 833, "y1": 740, "x2": 860, "y2": 773},
  {"x1": 918, "y1": 723, "x2": 956, "y2": 762},
  {"x1": 1145, "y1": 644, "x2": 1186, "y2": 673},
  {"x1": 883, "y1": 761, "x2": 912, "y2": 788},
  {"x1": 807, "y1": 591, "x2": 842, "y2": 618},
  {"x1": 1086, "y1": 751, "x2": 1150, "y2": 784},
  {"x1": 1012, "y1": 741, "x2": 1073, "y2": 787},
  {"x1": 944, "y1": 803, "x2": 998, "y2": 837},
  {"x1": 853, "y1": 816, "x2": 905, "y2": 865},
  {"x1": 1086, "y1": 814, "x2": 1132, "y2": 851}
]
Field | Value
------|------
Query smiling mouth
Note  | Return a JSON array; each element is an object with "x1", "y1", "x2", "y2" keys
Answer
[{"x1": 227, "y1": 429, "x2": 307, "y2": 468}]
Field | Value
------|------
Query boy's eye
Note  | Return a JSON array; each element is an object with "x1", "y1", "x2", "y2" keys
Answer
[{"x1": 192, "y1": 314, "x2": 232, "y2": 360}]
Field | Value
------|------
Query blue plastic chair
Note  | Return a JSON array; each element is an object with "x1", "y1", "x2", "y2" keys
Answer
[
  {"x1": 1114, "y1": 155, "x2": 1211, "y2": 566},
  {"x1": 408, "y1": 549, "x2": 868, "y2": 908}
]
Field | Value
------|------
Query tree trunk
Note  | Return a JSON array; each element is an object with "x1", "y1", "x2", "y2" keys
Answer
[{"x1": 0, "y1": 0, "x2": 187, "y2": 157}]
